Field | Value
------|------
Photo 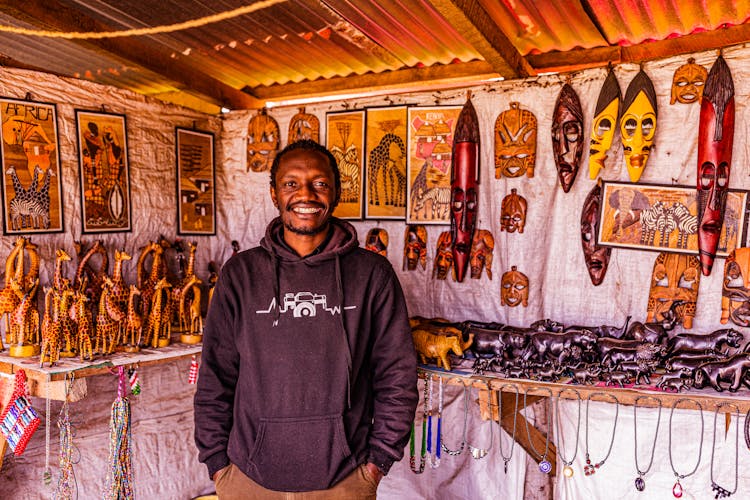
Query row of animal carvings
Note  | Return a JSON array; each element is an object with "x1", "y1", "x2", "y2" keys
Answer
[
  {"x1": 0, "y1": 236, "x2": 215, "y2": 366},
  {"x1": 410, "y1": 306, "x2": 750, "y2": 394}
]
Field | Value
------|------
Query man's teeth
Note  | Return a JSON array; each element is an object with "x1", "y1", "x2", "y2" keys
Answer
[{"x1": 293, "y1": 207, "x2": 321, "y2": 213}]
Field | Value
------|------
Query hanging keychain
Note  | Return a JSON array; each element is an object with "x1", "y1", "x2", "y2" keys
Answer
[
  {"x1": 0, "y1": 369, "x2": 41, "y2": 456},
  {"x1": 188, "y1": 355, "x2": 199, "y2": 385},
  {"x1": 128, "y1": 366, "x2": 141, "y2": 395}
]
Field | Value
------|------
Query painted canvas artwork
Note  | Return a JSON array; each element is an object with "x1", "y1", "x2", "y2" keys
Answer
[
  {"x1": 365, "y1": 105, "x2": 408, "y2": 219},
  {"x1": 177, "y1": 128, "x2": 216, "y2": 235},
  {"x1": 326, "y1": 110, "x2": 365, "y2": 219}
]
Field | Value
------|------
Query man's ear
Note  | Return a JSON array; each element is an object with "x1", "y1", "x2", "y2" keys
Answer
[{"x1": 270, "y1": 185, "x2": 279, "y2": 208}]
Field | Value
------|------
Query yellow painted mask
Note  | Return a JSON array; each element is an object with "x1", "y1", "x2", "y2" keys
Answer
[
  {"x1": 589, "y1": 69, "x2": 620, "y2": 179},
  {"x1": 670, "y1": 58, "x2": 707, "y2": 105},
  {"x1": 620, "y1": 70, "x2": 657, "y2": 182}
]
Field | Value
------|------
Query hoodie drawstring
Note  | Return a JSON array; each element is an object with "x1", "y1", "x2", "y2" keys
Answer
[
  {"x1": 335, "y1": 254, "x2": 353, "y2": 409},
  {"x1": 271, "y1": 254, "x2": 280, "y2": 327}
]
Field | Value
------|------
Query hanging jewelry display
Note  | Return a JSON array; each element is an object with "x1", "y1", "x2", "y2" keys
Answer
[
  {"x1": 744, "y1": 408, "x2": 750, "y2": 451},
  {"x1": 710, "y1": 403, "x2": 739, "y2": 498},
  {"x1": 441, "y1": 380, "x2": 468, "y2": 456},
  {"x1": 426, "y1": 377, "x2": 442, "y2": 468},
  {"x1": 105, "y1": 366, "x2": 134, "y2": 499},
  {"x1": 44, "y1": 379, "x2": 52, "y2": 485},
  {"x1": 554, "y1": 388, "x2": 581, "y2": 479},
  {"x1": 467, "y1": 382, "x2": 493, "y2": 459},
  {"x1": 584, "y1": 392, "x2": 619, "y2": 475},
  {"x1": 56, "y1": 374, "x2": 78, "y2": 499},
  {"x1": 493, "y1": 384, "x2": 519, "y2": 473},
  {"x1": 633, "y1": 395, "x2": 662, "y2": 492},
  {"x1": 409, "y1": 378, "x2": 429, "y2": 474},
  {"x1": 523, "y1": 388, "x2": 553, "y2": 473},
  {"x1": 668, "y1": 398, "x2": 704, "y2": 498}
]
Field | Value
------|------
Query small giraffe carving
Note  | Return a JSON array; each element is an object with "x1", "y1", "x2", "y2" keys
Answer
[
  {"x1": 145, "y1": 278, "x2": 171, "y2": 348},
  {"x1": 69, "y1": 290, "x2": 93, "y2": 361}
]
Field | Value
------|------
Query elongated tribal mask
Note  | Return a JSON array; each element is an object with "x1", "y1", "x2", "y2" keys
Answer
[
  {"x1": 697, "y1": 55, "x2": 734, "y2": 276},
  {"x1": 551, "y1": 84, "x2": 583, "y2": 193},
  {"x1": 495, "y1": 102, "x2": 536, "y2": 178},
  {"x1": 620, "y1": 69, "x2": 657, "y2": 182},
  {"x1": 589, "y1": 69, "x2": 621, "y2": 179},
  {"x1": 581, "y1": 183, "x2": 611, "y2": 286}
]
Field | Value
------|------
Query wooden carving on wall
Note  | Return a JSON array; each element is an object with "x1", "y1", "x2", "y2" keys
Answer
[
  {"x1": 501, "y1": 266, "x2": 528, "y2": 307},
  {"x1": 246, "y1": 108, "x2": 279, "y2": 173},
  {"x1": 433, "y1": 231, "x2": 453, "y2": 280},
  {"x1": 470, "y1": 229, "x2": 494, "y2": 280},
  {"x1": 403, "y1": 225, "x2": 427, "y2": 271},
  {"x1": 589, "y1": 68, "x2": 621, "y2": 179},
  {"x1": 288, "y1": 107, "x2": 319, "y2": 144},
  {"x1": 620, "y1": 69, "x2": 657, "y2": 182},
  {"x1": 551, "y1": 84, "x2": 584, "y2": 193},
  {"x1": 721, "y1": 247, "x2": 750, "y2": 326},
  {"x1": 670, "y1": 58, "x2": 708, "y2": 104},
  {"x1": 494, "y1": 101, "x2": 536, "y2": 178},
  {"x1": 501, "y1": 188, "x2": 527, "y2": 233},
  {"x1": 365, "y1": 228, "x2": 389, "y2": 257},
  {"x1": 647, "y1": 252, "x2": 700, "y2": 329}
]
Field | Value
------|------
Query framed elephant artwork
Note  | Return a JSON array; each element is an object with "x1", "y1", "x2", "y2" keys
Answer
[
  {"x1": 75, "y1": 110, "x2": 132, "y2": 233},
  {"x1": 364, "y1": 105, "x2": 408, "y2": 219},
  {"x1": 176, "y1": 127, "x2": 216, "y2": 235},
  {"x1": 0, "y1": 97, "x2": 64, "y2": 234},
  {"x1": 405, "y1": 105, "x2": 462, "y2": 224},
  {"x1": 326, "y1": 109, "x2": 365, "y2": 219}
]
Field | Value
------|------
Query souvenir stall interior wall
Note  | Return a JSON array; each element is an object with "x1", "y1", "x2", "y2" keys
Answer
[{"x1": 3, "y1": 41, "x2": 750, "y2": 499}]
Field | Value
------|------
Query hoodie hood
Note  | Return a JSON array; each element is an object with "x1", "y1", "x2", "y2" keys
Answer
[{"x1": 260, "y1": 216, "x2": 360, "y2": 263}]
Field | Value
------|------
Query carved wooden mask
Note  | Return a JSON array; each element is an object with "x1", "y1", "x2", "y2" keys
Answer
[
  {"x1": 721, "y1": 247, "x2": 750, "y2": 326},
  {"x1": 581, "y1": 183, "x2": 611, "y2": 286},
  {"x1": 697, "y1": 55, "x2": 735, "y2": 276},
  {"x1": 551, "y1": 84, "x2": 584, "y2": 193},
  {"x1": 501, "y1": 188, "x2": 527, "y2": 233},
  {"x1": 589, "y1": 69, "x2": 621, "y2": 179},
  {"x1": 620, "y1": 69, "x2": 657, "y2": 182},
  {"x1": 288, "y1": 107, "x2": 320, "y2": 144},
  {"x1": 470, "y1": 229, "x2": 494, "y2": 280},
  {"x1": 403, "y1": 225, "x2": 427, "y2": 271},
  {"x1": 433, "y1": 231, "x2": 453, "y2": 280},
  {"x1": 670, "y1": 58, "x2": 708, "y2": 105},
  {"x1": 501, "y1": 266, "x2": 528, "y2": 307},
  {"x1": 646, "y1": 252, "x2": 700, "y2": 329},
  {"x1": 247, "y1": 108, "x2": 280, "y2": 172},
  {"x1": 365, "y1": 228, "x2": 388, "y2": 257},
  {"x1": 494, "y1": 102, "x2": 537, "y2": 178}
]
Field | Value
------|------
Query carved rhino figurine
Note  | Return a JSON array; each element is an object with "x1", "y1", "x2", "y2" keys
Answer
[{"x1": 412, "y1": 329, "x2": 474, "y2": 371}]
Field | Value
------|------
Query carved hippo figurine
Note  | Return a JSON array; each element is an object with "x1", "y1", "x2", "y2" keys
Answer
[
  {"x1": 572, "y1": 365, "x2": 601, "y2": 384},
  {"x1": 693, "y1": 353, "x2": 750, "y2": 392},
  {"x1": 667, "y1": 328, "x2": 743, "y2": 357},
  {"x1": 412, "y1": 329, "x2": 474, "y2": 371}
]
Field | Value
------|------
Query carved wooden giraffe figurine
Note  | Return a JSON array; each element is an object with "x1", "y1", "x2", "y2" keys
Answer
[
  {"x1": 40, "y1": 286, "x2": 62, "y2": 367},
  {"x1": 145, "y1": 277, "x2": 171, "y2": 348},
  {"x1": 140, "y1": 244, "x2": 165, "y2": 322},
  {"x1": 172, "y1": 241, "x2": 198, "y2": 327},
  {"x1": 178, "y1": 274, "x2": 202, "y2": 333},
  {"x1": 136, "y1": 241, "x2": 162, "y2": 289},
  {"x1": 69, "y1": 290, "x2": 93, "y2": 361},
  {"x1": 74, "y1": 240, "x2": 109, "y2": 306},
  {"x1": 52, "y1": 248, "x2": 72, "y2": 291},
  {"x1": 124, "y1": 285, "x2": 143, "y2": 350},
  {"x1": 188, "y1": 283, "x2": 203, "y2": 335},
  {"x1": 96, "y1": 278, "x2": 124, "y2": 355},
  {"x1": 109, "y1": 249, "x2": 132, "y2": 312},
  {"x1": 8, "y1": 278, "x2": 40, "y2": 357}
]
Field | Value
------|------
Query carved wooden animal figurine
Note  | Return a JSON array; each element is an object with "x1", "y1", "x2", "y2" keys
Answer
[
  {"x1": 69, "y1": 291, "x2": 93, "y2": 361},
  {"x1": 8, "y1": 278, "x2": 40, "y2": 357},
  {"x1": 178, "y1": 275, "x2": 203, "y2": 335},
  {"x1": 124, "y1": 285, "x2": 142, "y2": 351},
  {"x1": 140, "y1": 243, "x2": 166, "y2": 322},
  {"x1": 572, "y1": 365, "x2": 601, "y2": 384},
  {"x1": 667, "y1": 328, "x2": 743, "y2": 356},
  {"x1": 52, "y1": 248, "x2": 72, "y2": 291},
  {"x1": 145, "y1": 278, "x2": 172, "y2": 348},
  {"x1": 74, "y1": 240, "x2": 108, "y2": 305},
  {"x1": 412, "y1": 329, "x2": 473, "y2": 371},
  {"x1": 96, "y1": 278, "x2": 125, "y2": 354},
  {"x1": 647, "y1": 252, "x2": 699, "y2": 329},
  {"x1": 693, "y1": 353, "x2": 750, "y2": 392},
  {"x1": 108, "y1": 249, "x2": 132, "y2": 312}
]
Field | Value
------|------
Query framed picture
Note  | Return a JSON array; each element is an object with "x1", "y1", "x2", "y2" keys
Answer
[
  {"x1": 176, "y1": 127, "x2": 216, "y2": 235},
  {"x1": 598, "y1": 181, "x2": 749, "y2": 257},
  {"x1": 0, "y1": 97, "x2": 64, "y2": 234},
  {"x1": 75, "y1": 110, "x2": 131, "y2": 233},
  {"x1": 326, "y1": 109, "x2": 365, "y2": 219},
  {"x1": 406, "y1": 105, "x2": 463, "y2": 224},
  {"x1": 364, "y1": 105, "x2": 408, "y2": 219}
]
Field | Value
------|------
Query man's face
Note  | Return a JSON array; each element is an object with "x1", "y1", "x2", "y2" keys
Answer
[{"x1": 270, "y1": 149, "x2": 338, "y2": 236}]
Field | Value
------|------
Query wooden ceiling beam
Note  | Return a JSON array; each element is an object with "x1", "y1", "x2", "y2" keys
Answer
[
  {"x1": 425, "y1": 0, "x2": 535, "y2": 78},
  {"x1": 0, "y1": 0, "x2": 260, "y2": 110},
  {"x1": 252, "y1": 60, "x2": 500, "y2": 103}
]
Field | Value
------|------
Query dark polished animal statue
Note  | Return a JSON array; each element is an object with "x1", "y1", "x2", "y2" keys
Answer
[
  {"x1": 667, "y1": 328, "x2": 743, "y2": 356},
  {"x1": 565, "y1": 316, "x2": 631, "y2": 339},
  {"x1": 693, "y1": 353, "x2": 750, "y2": 392},
  {"x1": 627, "y1": 302, "x2": 682, "y2": 344},
  {"x1": 523, "y1": 329, "x2": 598, "y2": 362}
]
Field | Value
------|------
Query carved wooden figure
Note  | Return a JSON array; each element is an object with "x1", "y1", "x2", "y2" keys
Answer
[
  {"x1": 551, "y1": 83, "x2": 584, "y2": 192},
  {"x1": 247, "y1": 108, "x2": 279, "y2": 172},
  {"x1": 589, "y1": 68, "x2": 621, "y2": 179},
  {"x1": 647, "y1": 252, "x2": 700, "y2": 329},
  {"x1": 500, "y1": 188, "x2": 527, "y2": 233},
  {"x1": 124, "y1": 285, "x2": 142, "y2": 351},
  {"x1": 470, "y1": 229, "x2": 494, "y2": 280},
  {"x1": 670, "y1": 58, "x2": 708, "y2": 104},
  {"x1": 433, "y1": 231, "x2": 453, "y2": 280},
  {"x1": 403, "y1": 225, "x2": 427, "y2": 271},
  {"x1": 365, "y1": 228, "x2": 388, "y2": 257},
  {"x1": 69, "y1": 290, "x2": 93, "y2": 361},
  {"x1": 494, "y1": 102, "x2": 536, "y2": 178},
  {"x1": 139, "y1": 242, "x2": 166, "y2": 323},
  {"x1": 145, "y1": 278, "x2": 172, "y2": 348},
  {"x1": 0, "y1": 238, "x2": 26, "y2": 347},
  {"x1": 74, "y1": 240, "x2": 108, "y2": 306},
  {"x1": 721, "y1": 247, "x2": 750, "y2": 326},
  {"x1": 412, "y1": 328, "x2": 473, "y2": 371},
  {"x1": 40, "y1": 286, "x2": 61, "y2": 367},
  {"x1": 178, "y1": 274, "x2": 203, "y2": 342},
  {"x1": 581, "y1": 183, "x2": 611, "y2": 286},
  {"x1": 8, "y1": 278, "x2": 40, "y2": 357},
  {"x1": 620, "y1": 69, "x2": 657, "y2": 182},
  {"x1": 96, "y1": 277, "x2": 125, "y2": 355},
  {"x1": 288, "y1": 107, "x2": 320, "y2": 144},
  {"x1": 501, "y1": 266, "x2": 528, "y2": 307}
]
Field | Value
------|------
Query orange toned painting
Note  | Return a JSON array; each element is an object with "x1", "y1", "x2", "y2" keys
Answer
[
  {"x1": 365, "y1": 105, "x2": 408, "y2": 219},
  {"x1": 177, "y1": 128, "x2": 216, "y2": 235},
  {"x1": 326, "y1": 110, "x2": 365, "y2": 219}
]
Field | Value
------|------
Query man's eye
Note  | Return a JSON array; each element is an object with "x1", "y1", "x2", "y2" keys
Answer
[{"x1": 314, "y1": 182, "x2": 329, "y2": 189}]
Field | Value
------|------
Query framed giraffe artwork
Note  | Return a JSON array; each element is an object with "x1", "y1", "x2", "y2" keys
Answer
[
  {"x1": 598, "y1": 181, "x2": 749, "y2": 257},
  {"x1": 326, "y1": 109, "x2": 365, "y2": 220},
  {"x1": 364, "y1": 105, "x2": 408, "y2": 220},
  {"x1": 176, "y1": 127, "x2": 216, "y2": 235},
  {"x1": 75, "y1": 110, "x2": 132, "y2": 233},
  {"x1": 0, "y1": 97, "x2": 64, "y2": 234},
  {"x1": 405, "y1": 105, "x2": 463, "y2": 225}
]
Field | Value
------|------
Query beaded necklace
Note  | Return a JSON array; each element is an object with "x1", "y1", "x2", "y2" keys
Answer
[
  {"x1": 554, "y1": 388, "x2": 581, "y2": 479},
  {"x1": 584, "y1": 392, "x2": 619, "y2": 476},
  {"x1": 633, "y1": 395, "x2": 661, "y2": 492},
  {"x1": 710, "y1": 403, "x2": 739, "y2": 498},
  {"x1": 467, "y1": 382, "x2": 493, "y2": 459},
  {"x1": 496, "y1": 383, "x2": 519, "y2": 474},
  {"x1": 668, "y1": 398, "x2": 704, "y2": 498},
  {"x1": 523, "y1": 388, "x2": 553, "y2": 473},
  {"x1": 55, "y1": 374, "x2": 77, "y2": 499},
  {"x1": 441, "y1": 381, "x2": 468, "y2": 456},
  {"x1": 409, "y1": 378, "x2": 429, "y2": 474},
  {"x1": 426, "y1": 377, "x2": 442, "y2": 469}
]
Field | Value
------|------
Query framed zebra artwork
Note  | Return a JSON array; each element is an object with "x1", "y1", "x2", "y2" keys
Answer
[
  {"x1": 326, "y1": 109, "x2": 365, "y2": 220},
  {"x1": 405, "y1": 105, "x2": 463, "y2": 224},
  {"x1": 176, "y1": 127, "x2": 216, "y2": 235},
  {"x1": 75, "y1": 110, "x2": 132, "y2": 233},
  {"x1": 364, "y1": 105, "x2": 408, "y2": 219},
  {"x1": 598, "y1": 181, "x2": 749, "y2": 257},
  {"x1": 0, "y1": 97, "x2": 64, "y2": 234}
]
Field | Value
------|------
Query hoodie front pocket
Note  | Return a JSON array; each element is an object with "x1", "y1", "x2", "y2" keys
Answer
[{"x1": 248, "y1": 414, "x2": 353, "y2": 491}]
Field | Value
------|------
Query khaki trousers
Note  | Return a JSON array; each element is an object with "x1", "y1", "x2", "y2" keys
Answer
[{"x1": 215, "y1": 463, "x2": 379, "y2": 500}]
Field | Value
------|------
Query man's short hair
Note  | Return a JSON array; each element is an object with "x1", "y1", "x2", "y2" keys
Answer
[{"x1": 269, "y1": 140, "x2": 341, "y2": 196}]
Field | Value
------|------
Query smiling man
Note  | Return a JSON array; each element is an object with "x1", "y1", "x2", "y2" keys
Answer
[{"x1": 194, "y1": 140, "x2": 418, "y2": 499}]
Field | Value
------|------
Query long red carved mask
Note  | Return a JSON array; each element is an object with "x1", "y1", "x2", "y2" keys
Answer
[
  {"x1": 697, "y1": 55, "x2": 734, "y2": 276},
  {"x1": 581, "y1": 183, "x2": 611, "y2": 286},
  {"x1": 551, "y1": 84, "x2": 584, "y2": 193},
  {"x1": 451, "y1": 96, "x2": 480, "y2": 282}
]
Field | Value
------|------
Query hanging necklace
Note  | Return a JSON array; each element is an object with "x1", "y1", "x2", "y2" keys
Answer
[
  {"x1": 442, "y1": 380, "x2": 469, "y2": 456},
  {"x1": 744, "y1": 408, "x2": 750, "y2": 451},
  {"x1": 523, "y1": 387, "x2": 553, "y2": 474},
  {"x1": 633, "y1": 395, "x2": 662, "y2": 492},
  {"x1": 467, "y1": 382, "x2": 493, "y2": 459},
  {"x1": 710, "y1": 403, "x2": 739, "y2": 498},
  {"x1": 426, "y1": 377, "x2": 442, "y2": 468},
  {"x1": 495, "y1": 383, "x2": 519, "y2": 473},
  {"x1": 584, "y1": 392, "x2": 619, "y2": 475},
  {"x1": 554, "y1": 388, "x2": 581, "y2": 479},
  {"x1": 409, "y1": 378, "x2": 429, "y2": 474},
  {"x1": 55, "y1": 374, "x2": 78, "y2": 499},
  {"x1": 668, "y1": 398, "x2": 704, "y2": 498}
]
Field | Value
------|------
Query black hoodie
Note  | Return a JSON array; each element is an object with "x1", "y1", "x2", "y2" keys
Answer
[{"x1": 194, "y1": 217, "x2": 418, "y2": 492}]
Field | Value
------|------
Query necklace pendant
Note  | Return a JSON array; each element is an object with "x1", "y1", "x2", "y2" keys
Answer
[
  {"x1": 539, "y1": 459, "x2": 552, "y2": 474},
  {"x1": 584, "y1": 463, "x2": 596, "y2": 476},
  {"x1": 711, "y1": 481, "x2": 732, "y2": 498},
  {"x1": 635, "y1": 476, "x2": 645, "y2": 491},
  {"x1": 563, "y1": 465, "x2": 574, "y2": 478},
  {"x1": 503, "y1": 459, "x2": 509, "y2": 474},
  {"x1": 672, "y1": 480, "x2": 683, "y2": 498}
]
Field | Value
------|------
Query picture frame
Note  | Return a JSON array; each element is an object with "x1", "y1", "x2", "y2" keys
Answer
[
  {"x1": 598, "y1": 180, "x2": 749, "y2": 257},
  {"x1": 176, "y1": 127, "x2": 216, "y2": 235},
  {"x1": 364, "y1": 105, "x2": 408, "y2": 219},
  {"x1": 405, "y1": 105, "x2": 463, "y2": 224},
  {"x1": 0, "y1": 97, "x2": 64, "y2": 234},
  {"x1": 75, "y1": 110, "x2": 132, "y2": 233},
  {"x1": 326, "y1": 109, "x2": 365, "y2": 219}
]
